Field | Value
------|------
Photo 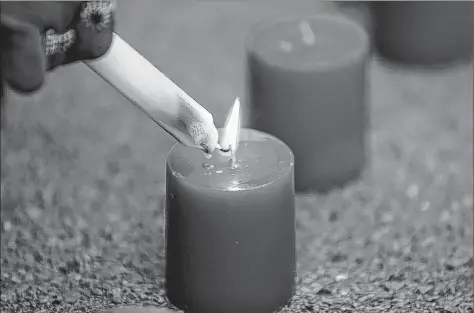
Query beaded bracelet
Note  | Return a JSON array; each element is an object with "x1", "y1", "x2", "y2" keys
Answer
[{"x1": 44, "y1": 0, "x2": 115, "y2": 57}]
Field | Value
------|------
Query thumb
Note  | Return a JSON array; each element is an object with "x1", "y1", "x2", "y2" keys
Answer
[{"x1": 1, "y1": 14, "x2": 46, "y2": 93}]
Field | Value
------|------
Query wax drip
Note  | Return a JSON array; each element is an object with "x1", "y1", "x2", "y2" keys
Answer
[
  {"x1": 299, "y1": 20, "x2": 316, "y2": 46},
  {"x1": 202, "y1": 163, "x2": 215, "y2": 170}
]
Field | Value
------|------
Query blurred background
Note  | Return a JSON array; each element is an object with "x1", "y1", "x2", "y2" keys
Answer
[
  {"x1": 2, "y1": 1, "x2": 344, "y2": 201},
  {"x1": 1, "y1": 1, "x2": 473, "y2": 312}
]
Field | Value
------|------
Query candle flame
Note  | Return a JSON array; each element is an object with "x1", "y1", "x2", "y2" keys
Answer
[{"x1": 219, "y1": 97, "x2": 241, "y2": 156}]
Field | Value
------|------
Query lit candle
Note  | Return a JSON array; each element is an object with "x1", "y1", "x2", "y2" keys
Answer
[
  {"x1": 245, "y1": 14, "x2": 370, "y2": 192},
  {"x1": 165, "y1": 99, "x2": 296, "y2": 313}
]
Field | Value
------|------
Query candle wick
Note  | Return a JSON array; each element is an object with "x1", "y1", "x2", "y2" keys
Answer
[
  {"x1": 299, "y1": 20, "x2": 316, "y2": 46},
  {"x1": 229, "y1": 149, "x2": 237, "y2": 169}
]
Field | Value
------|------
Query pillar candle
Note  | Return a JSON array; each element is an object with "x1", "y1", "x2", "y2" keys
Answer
[
  {"x1": 165, "y1": 129, "x2": 295, "y2": 313},
  {"x1": 246, "y1": 14, "x2": 370, "y2": 193},
  {"x1": 337, "y1": 1, "x2": 374, "y2": 40},
  {"x1": 372, "y1": 1, "x2": 474, "y2": 65}
]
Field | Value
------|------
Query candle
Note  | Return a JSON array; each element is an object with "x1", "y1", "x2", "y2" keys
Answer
[
  {"x1": 86, "y1": 34, "x2": 219, "y2": 153},
  {"x1": 165, "y1": 128, "x2": 296, "y2": 313},
  {"x1": 372, "y1": 2, "x2": 474, "y2": 65},
  {"x1": 245, "y1": 14, "x2": 370, "y2": 192},
  {"x1": 336, "y1": 2, "x2": 374, "y2": 43}
]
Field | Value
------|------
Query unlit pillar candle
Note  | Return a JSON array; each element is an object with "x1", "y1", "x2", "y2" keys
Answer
[
  {"x1": 246, "y1": 14, "x2": 370, "y2": 192},
  {"x1": 372, "y1": 1, "x2": 474, "y2": 65}
]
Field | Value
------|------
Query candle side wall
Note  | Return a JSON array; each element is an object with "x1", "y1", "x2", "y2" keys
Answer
[
  {"x1": 245, "y1": 14, "x2": 370, "y2": 192},
  {"x1": 246, "y1": 47, "x2": 368, "y2": 192},
  {"x1": 165, "y1": 164, "x2": 296, "y2": 313}
]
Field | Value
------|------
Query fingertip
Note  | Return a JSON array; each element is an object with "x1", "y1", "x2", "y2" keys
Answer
[
  {"x1": 5, "y1": 77, "x2": 45, "y2": 94},
  {"x1": 3, "y1": 50, "x2": 46, "y2": 93},
  {"x1": 1, "y1": 16, "x2": 46, "y2": 94}
]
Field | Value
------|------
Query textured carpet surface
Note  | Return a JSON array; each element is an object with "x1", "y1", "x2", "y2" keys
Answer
[{"x1": 1, "y1": 2, "x2": 473, "y2": 313}]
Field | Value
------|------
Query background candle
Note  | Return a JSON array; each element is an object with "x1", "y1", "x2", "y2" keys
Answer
[
  {"x1": 372, "y1": 1, "x2": 474, "y2": 65},
  {"x1": 245, "y1": 14, "x2": 370, "y2": 193},
  {"x1": 337, "y1": 1, "x2": 374, "y2": 41},
  {"x1": 165, "y1": 129, "x2": 295, "y2": 313}
]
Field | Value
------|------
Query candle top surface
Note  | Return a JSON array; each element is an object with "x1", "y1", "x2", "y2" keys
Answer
[
  {"x1": 167, "y1": 129, "x2": 293, "y2": 191},
  {"x1": 247, "y1": 14, "x2": 369, "y2": 71}
]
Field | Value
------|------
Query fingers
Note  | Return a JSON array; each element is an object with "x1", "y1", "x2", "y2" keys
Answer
[
  {"x1": 48, "y1": 1, "x2": 115, "y2": 69},
  {"x1": 0, "y1": 1, "x2": 81, "y2": 31},
  {"x1": 1, "y1": 14, "x2": 46, "y2": 93},
  {"x1": 0, "y1": 1, "x2": 82, "y2": 92},
  {"x1": 0, "y1": 1, "x2": 115, "y2": 94}
]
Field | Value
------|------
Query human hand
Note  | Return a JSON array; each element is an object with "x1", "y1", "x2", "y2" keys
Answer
[{"x1": 0, "y1": 1, "x2": 115, "y2": 94}]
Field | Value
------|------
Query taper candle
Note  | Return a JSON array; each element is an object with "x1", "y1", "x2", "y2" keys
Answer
[
  {"x1": 246, "y1": 14, "x2": 370, "y2": 192},
  {"x1": 165, "y1": 128, "x2": 295, "y2": 313},
  {"x1": 85, "y1": 34, "x2": 219, "y2": 153}
]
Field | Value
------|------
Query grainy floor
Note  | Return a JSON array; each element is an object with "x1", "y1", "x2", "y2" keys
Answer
[{"x1": 1, "y1": 2, "x2": 473, "y2": 313}]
